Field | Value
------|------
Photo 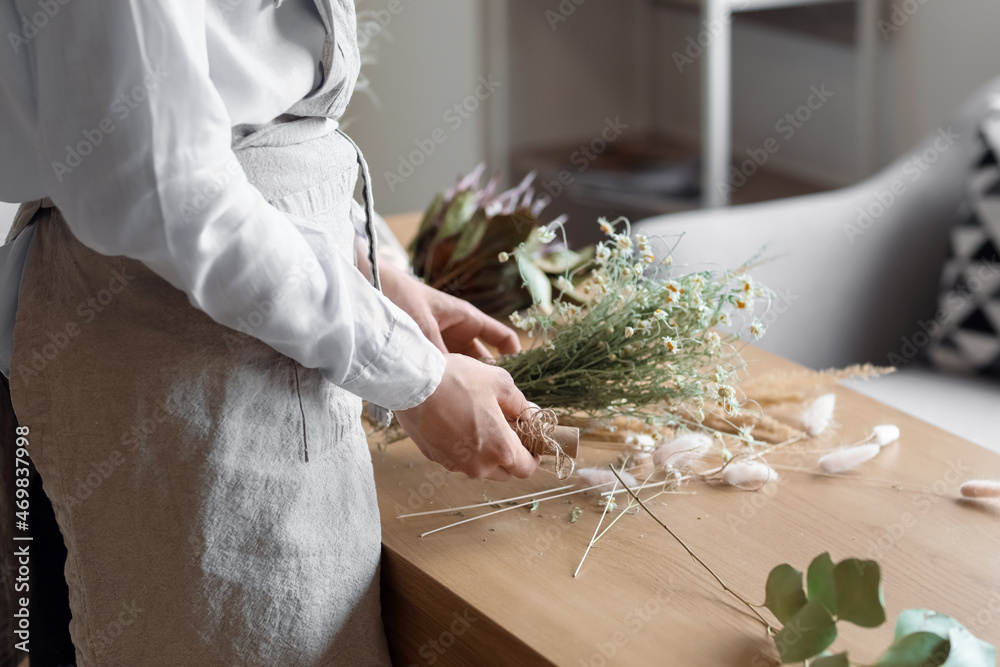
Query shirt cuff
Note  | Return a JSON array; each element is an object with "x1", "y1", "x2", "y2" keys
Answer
[{"x1": 333, "y1": 310, "x2": 446, "y2": 411}]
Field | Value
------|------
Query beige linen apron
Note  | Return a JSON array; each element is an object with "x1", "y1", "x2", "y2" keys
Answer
[
  {"x1": 8, "y1": 124, "x2": 392, "y2": 666},
  {"x1": 6, "y1": 1, "x2": 395, "y2": 663}
]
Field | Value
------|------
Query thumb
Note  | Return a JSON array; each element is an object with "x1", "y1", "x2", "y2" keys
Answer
[{"x1": 493, "y1": 368, "x2": 530, "y2": 421}]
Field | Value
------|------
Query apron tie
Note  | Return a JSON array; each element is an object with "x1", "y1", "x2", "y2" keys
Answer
[{"x1": 336, "y1": 128, "x2": 393, "y2": 428}]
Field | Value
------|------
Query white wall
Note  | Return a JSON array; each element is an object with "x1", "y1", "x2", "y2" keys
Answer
[
  {"x1": 648, "y1": 0, "x2": 1000, "y2": 185},
  {"x1": 0, "y1": 203, "x2": 18, "y2": 240},
  {"x1": 2, "y1": 1, "x2": 996, "y2": 234},
  {"x1": 343, "y1": 0, "x2": 495, "y2": 216}
]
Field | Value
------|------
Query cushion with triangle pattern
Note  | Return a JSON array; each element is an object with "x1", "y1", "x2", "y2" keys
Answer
[{"x1": 924, "y1": 108, "x2": 1000, "y2": 378}]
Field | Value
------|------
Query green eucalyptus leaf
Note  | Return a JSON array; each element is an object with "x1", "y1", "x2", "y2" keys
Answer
[
  {"x1": 765, "y1": 564, "x2": 809, "y2": 624},
  {"x1": 893, "y1": 610, "x2": 996, "y2": 667},
  {"x1": 450, "y1": 209, "x2": 490, "y2": 265},
  {"x1": 535, "y1": 248, "x2": 586, "y2": 274},
  {"x1": 517, "y1": 253, "x2": 552, "y2": 314},
  {"x1": 807, "y1": 552, "x2": 838, "y2": 617},
  {"x1": 435, "y1": 190, "x2": 478, "y2": 241},
  {"x1": 833, "y1": 559, "x2": 886, "y2": 628},
  {"x1": 875, "y1": 632, "x2": 950, "y2": 667},
  {"x1": 774, "y1": 599, "x2": 838, "y2": 664},
  {"x1": 811, "y1": 653, "x2": 850, "y2": 667},
  {"x1": 415, "y1": 192, "x2": 444, "y2": 240}
]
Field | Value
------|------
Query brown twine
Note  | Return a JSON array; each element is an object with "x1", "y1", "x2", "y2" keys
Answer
[{"x1": 514, "y1": 406, "x2": 575, "y2": 480}]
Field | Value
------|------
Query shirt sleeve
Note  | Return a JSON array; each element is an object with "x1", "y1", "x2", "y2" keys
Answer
[{"x1": 27, "y1": 0, "x2": 444, "y2": 410}]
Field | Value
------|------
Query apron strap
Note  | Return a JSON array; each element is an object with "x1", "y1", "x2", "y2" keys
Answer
[{"x1": 335, "y1": 128, "x2": 393, "y2": 427}]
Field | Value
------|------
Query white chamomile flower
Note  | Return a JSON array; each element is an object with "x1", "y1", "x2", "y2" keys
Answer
[
  {"x1": 596, "y1": 244, "x2": 611, "y2": 264},
  {"x1": 642, "y1": 252, "x2": 655, "y2": 265},
  {"x1": 749, "y1": 320, "x2": 766, "y2": 339},
  {"x1": 624, "y1": 327, "x2": 635, "y2": 338},
  {"x1": 535, "y1": 226, "x2": 557, "y2": 244},
  {"x1": 599, "y1": 218, "x2": 615, "y2": 235},
  {"x1": 737, "y1": 425, "x2": 754, "y2": 443},
  {"x1": 615, "y1": 235, "x2": 632, "y2": 251},
  {"x1": 661, "y1": 337, "x2": 679, "y2": 353},
  {"x1": 633, "y1": 263, "x2": 644, "y2": 276},
  {"x1": 653, "y1": 309, "x2": 668, "y2": 322},
  {"x1": 661, "y1": 255, "x2": 673, "y2": 268}
]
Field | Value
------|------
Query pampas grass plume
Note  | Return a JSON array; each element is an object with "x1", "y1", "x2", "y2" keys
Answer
[
  {"x1": 818, "y1": 443, "x2": 881, "y2": 474},
  {"x1": 577, "y1": 467, "x2": 637, "y2": 489},
  {"x1": 653, "y1": 434, "x2": 710, "y2": 469},
  {"x1": 802, "y1": 393, "x2": 836, "y2": 436},
  {"x1": 872, "y1": 424, "x2": 900, "y2": 446},
  {"x1": 960, "y1": 479, "x2": 1000, "y2": 499},
  {"x1": 722, "y1": 460, "x2": 778, "y2": 490}
]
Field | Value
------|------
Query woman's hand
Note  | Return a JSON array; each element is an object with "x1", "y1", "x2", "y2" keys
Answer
[
  {"x1": 394, "y1": 354, "x2": 540, "y2": 481},
  {"x1": 378, "y1": 260, "x2": 521, "y2": 360}
]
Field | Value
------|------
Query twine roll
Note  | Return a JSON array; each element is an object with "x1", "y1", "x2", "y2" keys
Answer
[{"x1": 513, "y1": 404, "x2": 578, "y2": 479}]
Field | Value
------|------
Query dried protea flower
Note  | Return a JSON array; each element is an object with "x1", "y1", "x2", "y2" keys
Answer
[{"x1": 410, "y1": 164, "x2": 593, "y2": 318}]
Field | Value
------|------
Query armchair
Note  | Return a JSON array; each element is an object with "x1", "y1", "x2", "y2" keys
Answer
[{"x1": 635, "y1": 77, "x2": 1000, "y2": 452}]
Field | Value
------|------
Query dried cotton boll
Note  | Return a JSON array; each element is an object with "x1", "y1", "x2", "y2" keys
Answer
[
  {"x1": 818, "y1": 443, "x2": 881, "y2": 474},
  {"x1": 629, "y1": 455, "x2": 655, "y2": 480},
  {"x1": 625, "y1": 433, "x2": 656, "y2": 453},
  {"x1": 872, "y1": 424, "x2": 900, "y2": 446},
  {"x1": 721, "y1": 460, "x2": 778, "y2": 491},
  {"x1": 960, "y1": 480, "x2": 1000, "y2": 499},
  {"x1": 653, "y1": 434, "x2": 711, "y2": 469},
  {"x1": 802, "y1": 393, "x2": 836, "y2": 436},
  {"x1": 576, "y1": 467, "x2": 637, "y2": 489}
]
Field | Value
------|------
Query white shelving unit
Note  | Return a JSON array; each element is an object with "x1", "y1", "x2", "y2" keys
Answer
[{"x1": 691, "y1": 0, "x2": 880, "y2": 207}]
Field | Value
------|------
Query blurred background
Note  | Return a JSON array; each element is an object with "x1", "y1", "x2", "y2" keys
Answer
[
  {"x1": 338, "y1": 0, "x2": 1000, "y2": 243},
  {"x1": 2, "y1": 0, "x2": 998, "y2": 237}
]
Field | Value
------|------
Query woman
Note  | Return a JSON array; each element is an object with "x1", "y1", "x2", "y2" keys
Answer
[{"x1": 0, "y1": 0, "x2": 538, "y2": 664}]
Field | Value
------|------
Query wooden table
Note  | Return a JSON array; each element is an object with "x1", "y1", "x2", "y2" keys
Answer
[{"x1": 376, "y1": 214, "x2": 1000, "y2": 666}]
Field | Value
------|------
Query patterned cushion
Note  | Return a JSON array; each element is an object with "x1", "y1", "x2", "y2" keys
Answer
[{"x1": 924, "y1": 109, "x2": 1000, "y2": 377}]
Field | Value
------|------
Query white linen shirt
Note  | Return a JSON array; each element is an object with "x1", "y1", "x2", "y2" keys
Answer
[{"x1": 0, "y1": 0, "x2": 445, "y2": 410}]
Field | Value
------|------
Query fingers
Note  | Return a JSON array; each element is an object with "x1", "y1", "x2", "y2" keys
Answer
[
  {"x1": 472, "y1": 311, "x2": 521, "y2": 355},
  {"x1": 417, "y1": 312, "x2": 449, "y2": 354},
  {"x1": 483, "y1": 468, "x2": 512, "y2": 483},
  {"x1": 437, "y1": 297, "x2": 522, "y2": 357}
]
